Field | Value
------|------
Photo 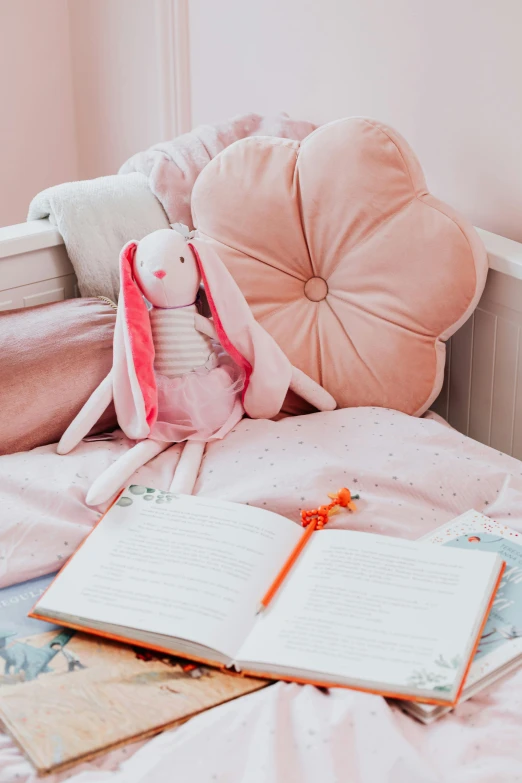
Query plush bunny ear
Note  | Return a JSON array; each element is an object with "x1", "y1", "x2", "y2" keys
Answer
[
  {"x1": 112, "y1": 241, "x2": 157, "y2": 439},
  {"x1": 170, "y1": 222, "x2": 196, "y2": 240},
  {"x1": 189, "y1": 238, "x2": 292, "y2": 419}
]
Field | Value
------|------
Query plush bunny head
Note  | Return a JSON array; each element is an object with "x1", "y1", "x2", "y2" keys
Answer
[{"x1": 133, "y1": 229, "x2": 201, "y2": 308}]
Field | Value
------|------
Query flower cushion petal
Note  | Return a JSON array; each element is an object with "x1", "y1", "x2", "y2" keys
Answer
[{"x1": 192, "y1": 117, "x2": 488, "y2": 415}]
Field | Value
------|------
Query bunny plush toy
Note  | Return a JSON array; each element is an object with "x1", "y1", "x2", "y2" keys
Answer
[{"x1": 58, "y1": 226, "x2": 336, "y2": 506}]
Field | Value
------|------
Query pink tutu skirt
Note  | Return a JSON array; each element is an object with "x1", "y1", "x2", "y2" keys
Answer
[{"x1": 149, "y1": 359, "x2": 245, "y2": 443}]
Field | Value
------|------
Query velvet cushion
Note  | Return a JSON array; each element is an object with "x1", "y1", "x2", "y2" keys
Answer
[
  {"x1": 0, "y1": 298, "x2": 116, "y2": 454},
  {"x1": 192, "y1": 117, "x2": 488, "y2": 416}
]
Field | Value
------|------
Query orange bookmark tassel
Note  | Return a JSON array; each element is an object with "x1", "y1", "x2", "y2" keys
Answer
[
  {"x1": 300, "y1": 487, "x2": 359, "y2": 530},
  {"x1": 257, "y1": 487, "x2": 359, "y2": 614}
]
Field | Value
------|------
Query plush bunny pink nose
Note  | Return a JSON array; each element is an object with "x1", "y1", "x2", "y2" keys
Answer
[{"x1": 153, "y1": 269, "x2": 166, "y2": 279}]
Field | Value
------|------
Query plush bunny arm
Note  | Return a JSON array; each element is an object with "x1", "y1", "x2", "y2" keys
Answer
[
  {"x1": 57, "y1": 371, "x2": 114, "y2": 455},
  {"x1": 194, "y1": 313, "x2": 217, "y2": 341},
  {"x1": 289, "y1": 366, "x2": 337, "y2": 412},
  {"x1": 86, "y1": 438, "x2": 170, "y2": 506},
  {"x1": 169, "y1": 440, "x2": 206, "y2": 494},
  {"x1": 197, "y1": 308, "x2": 335, "y2": 412}
]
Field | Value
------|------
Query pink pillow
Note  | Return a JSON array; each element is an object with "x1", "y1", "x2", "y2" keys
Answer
[
  {"x1": 192, "y1": 118, "x2": 488, "y2": 416},
  {"x1": 0, "y1": 298, "x2": 116, "y2": 455}
]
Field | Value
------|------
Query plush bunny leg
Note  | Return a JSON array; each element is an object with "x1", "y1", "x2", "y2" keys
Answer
[
  {"x1": 289, "y1": 366, "x2": 336, "y2": 411},
  {"x1": 57, "y1": 371, "x2": 113, "y2": 455},
  {"x1": 169, "y1": 441, "x2": 206, "y2": 495},
  {"x1": 86, "y1": 438, "x2": 170, "y2": 507}
]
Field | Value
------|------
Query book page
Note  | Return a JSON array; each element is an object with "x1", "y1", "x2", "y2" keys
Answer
[
  {"x1": 35, "y1": 488, "x2": 301, "y2": 659},
  {"x1": 237, "y1": 530, "x2": 500, "y2": 696}
]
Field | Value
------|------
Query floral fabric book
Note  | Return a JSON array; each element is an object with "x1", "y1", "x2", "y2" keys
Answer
[
  {"x1": 31, "y1": 487, "x2": 505, "y2": 708},
  {"x1": 401, "y1": 510, "x2": 522, "y2": 723},
  {"x1": 0, "y1": 572, "x2": 265, "y2": 774}
]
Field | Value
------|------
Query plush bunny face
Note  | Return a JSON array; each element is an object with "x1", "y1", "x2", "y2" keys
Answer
[{"x1": 133, "y1": 229, "x2": 201, "y2": 308}]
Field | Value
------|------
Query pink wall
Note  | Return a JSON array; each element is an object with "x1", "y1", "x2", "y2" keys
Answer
[
  {"x1": 189, "y1": 0, "x2": 522, "y2": 243},
  {"x1": 69, "y1": 0, "x2": 164, "y2": 180},
  {"x1": 0, "y1": 0, "x2": 165, "y2": 227},
  {"x1": 0, "y1": 0, "x2": 78, "y2": 227},
  {"x1": 2, "y1": 0, "x2": 521, "y2": 243}
]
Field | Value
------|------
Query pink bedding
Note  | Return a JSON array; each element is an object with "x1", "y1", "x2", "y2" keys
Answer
[{"x1": 2, "y1": 407, "x2": 522, "y2": 782}]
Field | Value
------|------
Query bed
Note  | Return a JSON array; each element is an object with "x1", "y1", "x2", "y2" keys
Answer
[{"x1": 2, "y1": 212, "x2": 522, "y2": 782}]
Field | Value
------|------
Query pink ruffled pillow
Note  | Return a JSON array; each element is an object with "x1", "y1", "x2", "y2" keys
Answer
[{"x1": 192, "y1": 117, "x2": 488, "y2": 415}]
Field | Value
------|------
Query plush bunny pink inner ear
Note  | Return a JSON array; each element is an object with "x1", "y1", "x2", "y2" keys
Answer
[
  {"x1": 189, "y1": 239, "x2": 292, "y2": 419},
  {"x1": 116, "y1": 241, "x2": 157, "y2": 435},
  {"x1": 189, "y1": 242, "x2": 253, "y2": 403}
]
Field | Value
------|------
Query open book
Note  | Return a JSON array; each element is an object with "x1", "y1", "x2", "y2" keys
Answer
[
  {"x1": 401, "y1": 510, "x2": 522, "y2": 722},
  {"x1": 31, "y1": 487, "x2": 505, "y2": 707}
]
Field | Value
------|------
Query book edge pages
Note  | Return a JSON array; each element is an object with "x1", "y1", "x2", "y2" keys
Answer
[
  {"x1": 407, "y1": 509, "x2": 522, "y2": 719},
  {"x1": 451, "y1": 559, "x2": 506, "y2": 705},
  {"x1": 27, "y1": 611, "x2": 231, "y2": 670}
]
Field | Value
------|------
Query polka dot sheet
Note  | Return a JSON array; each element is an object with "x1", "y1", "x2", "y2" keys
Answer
[{"x1": 1, "y1": 407, "x2": 522, "y2": 782}]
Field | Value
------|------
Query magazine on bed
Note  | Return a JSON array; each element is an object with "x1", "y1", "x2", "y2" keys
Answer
[
  {"x1": 0, "y1": 572, "x2": 266, "y2": 774},
  {"x1": 31, "y1": 487, "x2": 505, "y2": 708},
  {"x1": 400, "y1": 510, "x2": 522, "y2": 723}
]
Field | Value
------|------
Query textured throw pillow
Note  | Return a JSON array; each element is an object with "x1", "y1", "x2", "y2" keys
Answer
[
  {"x1": 0, "y1": 297, "x2": 117, "y2": 454},
  {"x1": 192, "y1": 117, "x2": 488, "y2": 416}
]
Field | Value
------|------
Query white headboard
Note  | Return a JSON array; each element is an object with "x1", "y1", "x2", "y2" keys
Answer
[
  {"x1": 2, "y1": 219, "x2": 522, "y2": 459},
  {"x1": 0, "y1": 220, "x2": 76, "y2": 310},
  {"x1": 432, "y1": 228, "x2": 522, "y2": 459}
]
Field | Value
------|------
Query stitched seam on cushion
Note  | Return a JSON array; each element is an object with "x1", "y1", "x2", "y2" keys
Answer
[
  {"x1": 327, "y1": 287, "x2": 434, "y2": 339},
  {"x1": 252, "y1": 299, "x2": 326, "y2": 388},
  {"x1": 327, "y1": 196, "x2": 479, "y2": 341},
  {"x1": 326, "y1": 293, "x2": 434, "y2": 386},
  {"x1": 197, "y1": 230, "x2": 307, "y2": 283},
  {"x1": 325, "y1": 297, "x2": 383, "y2": 387},
  {"x1": 328, "y1": 293, "x2": 443, "y2": 416},
  {"x1": 315, "y1": 305, "x2": 323, "y2": 387},
  {"x1": 328, "y1": 197, "x2": 416, "y2": 280},
  {"x1": 256, "y1": 297, "x2": 318, "y2": 328},
  {"x1": 293, "y1": 148, "x2": 315, "y2": 279}
]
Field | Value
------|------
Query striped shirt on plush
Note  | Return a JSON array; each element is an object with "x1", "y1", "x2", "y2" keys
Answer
[{"x1": 149, "y1": 305, "x2": 214, "y2": 379}]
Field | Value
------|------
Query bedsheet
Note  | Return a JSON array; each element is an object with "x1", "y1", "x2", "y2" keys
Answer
[{"x1": 1, "y1": 407, "x2": 522, "y2": 782}]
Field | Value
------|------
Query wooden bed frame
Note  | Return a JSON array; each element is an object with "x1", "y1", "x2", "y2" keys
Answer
[{"x1": 2, "y1": 219, "x2": 522, "y2": 459}]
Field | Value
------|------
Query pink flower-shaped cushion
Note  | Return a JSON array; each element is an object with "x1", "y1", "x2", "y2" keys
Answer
[{"x1": 192, "y1": 118, "x2": 488, "y2": 416}]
